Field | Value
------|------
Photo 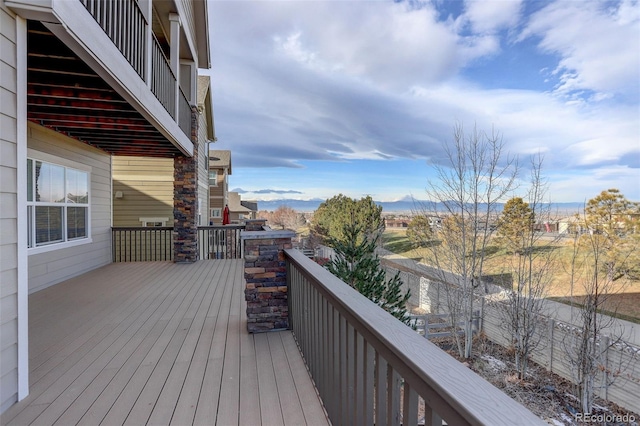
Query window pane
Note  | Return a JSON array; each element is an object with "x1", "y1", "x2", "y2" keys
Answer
[
  {"x1": 66, "y1": 169, "x2": 89, "y2": 204},
  {"x1": 27, "y1": 159, "x2": 33, "y2": 202},
  {"x1": 35, "y1": 162, "x2": 65, "y2": 203},
  {"x1": 67, "y1": 207, "x2": 87, "y2": 239},
  {"x1": 35, "y1": 206, "x2": 63, "y2": 245}
]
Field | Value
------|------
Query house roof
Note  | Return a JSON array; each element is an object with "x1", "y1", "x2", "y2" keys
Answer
[
  {"x1": 209, "y1": 150, "x2": 231, "y2": 174},
  {"x1": 241, "y1": 200, "x2": 259, "y2": 212},
  {"x1": 228, "y1": 192, "x2": 251, "y2": 213},
  {"x1": 197, "y1": 75, "x2": 216, "y2": 142}
]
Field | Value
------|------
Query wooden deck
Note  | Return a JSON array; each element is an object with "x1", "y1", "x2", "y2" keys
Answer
[{"x1": 1, "y1": 261, "x2": 330, "y2": 426}]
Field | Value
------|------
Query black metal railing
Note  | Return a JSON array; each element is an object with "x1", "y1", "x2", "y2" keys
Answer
[
  {"x1": 178, "y1": 87, "x2": 191, "y2": 138},
  {"x1": 151, "y1": 33, "x2": 176, "y2": 118},
  {"x1": 112, "y1": 226, "x2": 245, "y2": 262},
  {"x1": 197, "y1": 225, "x2": 244, "y2": 260},
  {"x1": 81, "y1": 0, "x2": 185, "y2": 125},
  {"x1": 112, "y1": 227, "x2": 173, "y2": 262},
  {"x1": 80, "y1": 0, "x2": 146, "y2": 78}
]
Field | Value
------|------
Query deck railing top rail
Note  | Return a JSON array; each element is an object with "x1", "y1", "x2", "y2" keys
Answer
[{"x1": 285, "y1": 248, "x2": 545, "y2": 426}]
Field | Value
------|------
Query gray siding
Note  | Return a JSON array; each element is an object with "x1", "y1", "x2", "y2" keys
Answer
[
  {"x1": 27, "y1": 123, "x2": 112, "y2": 293},
  {"x1": 0, "y1": 3, "x2": 19, "y2": 413},
  {"x1": 197, "y1": 113, "x2": 209, "y2": 225}
]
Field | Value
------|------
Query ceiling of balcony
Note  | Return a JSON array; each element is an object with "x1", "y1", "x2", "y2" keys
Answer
[{"x1": 27, "y1": 21, "x2": 182, "y2": 158}]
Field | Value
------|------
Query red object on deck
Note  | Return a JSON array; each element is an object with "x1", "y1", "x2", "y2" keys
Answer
[{"x1": 223, "y1": 205, "x2": 230, "y2": 225}]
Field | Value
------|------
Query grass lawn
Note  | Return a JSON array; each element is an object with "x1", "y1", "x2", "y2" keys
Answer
[{"x1": 381, "y1": 229, "x2": 640, "y2": 322}]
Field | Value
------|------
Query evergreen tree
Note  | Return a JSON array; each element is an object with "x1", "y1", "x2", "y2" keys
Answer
[
  {"x1": 564, "y1": 189, "x2": 639, "y2": 413},
  {"x1": 312, "y1": 194, "x2": 383, "y2": 246},
  {"x1": 326, "y1": 221, "x2": 412, "y2": 325},
  {"x1": 495, "y1": 197, "x2": 535, "y2": 255},
  {"x1": 583, "y1": 189, "x2": 639, "y2": 280}
]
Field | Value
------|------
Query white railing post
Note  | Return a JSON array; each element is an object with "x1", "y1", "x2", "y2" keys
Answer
[{"x1": 169, "y1": 12, "x2": 181, "y2": 122}]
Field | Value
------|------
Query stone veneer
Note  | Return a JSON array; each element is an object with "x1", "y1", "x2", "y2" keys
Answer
[
  {"x1": 173, "y1": 106, "x2": 199, "y2": 263},
  {"x1": 242, "y1": 224, "x2": 295, "y2": 333}
]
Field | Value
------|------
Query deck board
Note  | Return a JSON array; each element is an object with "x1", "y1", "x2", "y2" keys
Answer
[
  {"x1": 255, "y1": 333, "x2": 285, "y2": 426},
  {"x1": 1, "y1": 260, "x2": 329, "y2": 426},
  {"x1": 268, "y1": 332, "x2": 307, "y2": 426}
]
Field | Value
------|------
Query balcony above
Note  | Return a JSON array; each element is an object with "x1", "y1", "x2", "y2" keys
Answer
[{"x1": 8, "y1": 0, "x2": 204, "y2": 157}]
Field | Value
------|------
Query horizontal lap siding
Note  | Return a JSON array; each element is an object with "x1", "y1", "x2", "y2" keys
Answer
[
  {"x1": 197, "y1": 114, "x2": 208, "y2": 225},
  {"x1": 209, "y1": 175, "x2": 224, "y2": 197},
  {"x1": 0, "y1": 4, "x2": 19, "y2": 413},
  {"x1": 27, "y1": 123, "x2": 112, "y2": 293},
  {"x1": 112, "y1": 156, "x2": 174, "y2": 227}
]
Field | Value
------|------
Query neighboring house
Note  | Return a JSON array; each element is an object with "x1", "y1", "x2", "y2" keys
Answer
[
  {"x1": 241, "y1": 200, "x2": 259, "y2": 220},
  {"x1": 228, "y1": 192, "x2": 252, "y2": 223},
  {"x1": 558, "y1": 216, "x2": 582, "y2": 234},
  {"x1": 0, "y1": 0, "x2": 210, "y2": 413},
  {"x1": 112, "y1": 76, "x2": 215, "y2": 227},
  {"x1": 207, "y1": 151, "x2": 258, "y2": 224},
  {"x1": 208, "y1": 150, "x2": 231, "y2": 224},
  {"x1": 385, "y1": 218, "x2": 409, "y2": 228}
]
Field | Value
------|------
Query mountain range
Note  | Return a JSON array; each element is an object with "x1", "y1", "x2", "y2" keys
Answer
[{"x1": 254, "y1": 198, "x2": 586, "y2": 214}]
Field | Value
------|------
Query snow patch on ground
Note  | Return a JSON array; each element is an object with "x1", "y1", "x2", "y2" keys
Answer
[
  {"x1": 481, "y1": 355, "x2": 506, "y2": 371},
  {"x1": 548, "y1": 412, "x2": 579, "y2": 425}
]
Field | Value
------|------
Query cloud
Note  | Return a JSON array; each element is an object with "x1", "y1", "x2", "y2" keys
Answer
[
  {"x1": 463, "y1": 0, "x2": 524, "y2": 34},
  {"x1": 208, "y1": 0, "x2": 639, "y2": 203},
  {"x1": 521, "y1": 0, "x2": 640, "y2": 101}
]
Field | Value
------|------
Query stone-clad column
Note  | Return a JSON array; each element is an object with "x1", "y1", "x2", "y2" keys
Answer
[
  {"x1": 242, "y1": 229, "x2": 295, "y2": 333},
  {"x1": 173, "y1": 106, "x2": 199, "y2": 263}
]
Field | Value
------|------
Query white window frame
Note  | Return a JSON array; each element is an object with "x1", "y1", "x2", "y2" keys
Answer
[
  {"x1": 139, "y1": 217, "x2": 169, "y2": 227},
  {"x1": 209, "y1": 170, "x2": 218, "y2": 186},
  {"x1": 26, "y1": 151, "x2": 92, "y2": 255},
  {"x1": 211, "y1": 208, "x2": 221, "y2": 218}
]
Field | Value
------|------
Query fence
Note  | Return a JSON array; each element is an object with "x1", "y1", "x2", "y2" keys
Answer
[
  {"x1": 112, "y1": 225, "x2": 244, "y2": 262},
  {"x1": 380, "y1": 253, "x2": 640, "y2": 415},
  {"x1": 482, "y1": 299, "x2": 640, "y2": 413}
]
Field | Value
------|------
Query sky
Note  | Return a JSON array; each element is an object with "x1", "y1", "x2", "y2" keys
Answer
[{"x1": 204, "y1": 0, "x2": 640, "y2": 204}]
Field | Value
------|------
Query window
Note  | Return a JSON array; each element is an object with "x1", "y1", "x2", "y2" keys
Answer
[
  {"x1": 211, "y1": 208, "x2": 221, "y2": 218},
  {"x1": 27, "y1": 158, "x2": 89, "y2": 248},
  {"x1": 139, "y1": 217, "x2": 169, "y2": 227},
  {"x1": 209, "y1": 171, "x2": 217, "y2": 186}
]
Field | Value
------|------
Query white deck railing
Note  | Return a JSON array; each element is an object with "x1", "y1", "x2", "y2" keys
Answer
[{"x1": 285, "y1": 248, "x2": 546, "y2": 426}]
